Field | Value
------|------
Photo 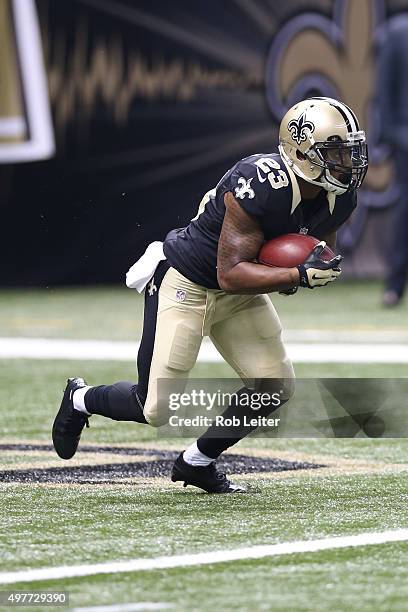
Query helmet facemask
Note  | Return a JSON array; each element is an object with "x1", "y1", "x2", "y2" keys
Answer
[{"x1": 308, "y1": 132, "x2": 368, "y2": 194}]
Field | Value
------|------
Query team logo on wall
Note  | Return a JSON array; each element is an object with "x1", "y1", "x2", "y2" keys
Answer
[
  {"x1": 288, "y1": 112, "x2": 314, "y2": 145},
  {"x1": 0, "y1": 0, "x2": 54, "y2": 163},
  {"x1": 265, "y1": 0, "x2": 399, "y2": 249}
]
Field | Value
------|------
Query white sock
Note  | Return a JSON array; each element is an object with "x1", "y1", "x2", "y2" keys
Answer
[
  {"x1": 183, "y1": 442, "x2": 213, "y2": 466},
  {"x1": 73, "y1": 386, "x2": 92, "y2": 415}
]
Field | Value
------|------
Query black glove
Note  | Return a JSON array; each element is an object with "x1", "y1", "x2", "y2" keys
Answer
[
  {"x1": 279, "y1": 286, "x2": 298, "y2": 296},
  {"x1": 297, "y1": 242, "x2": 343, "y2": 289}
]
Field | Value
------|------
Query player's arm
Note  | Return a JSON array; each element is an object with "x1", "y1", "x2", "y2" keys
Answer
[{"x1": 217, "y1": 192, "x2": 300, "y2": 294}]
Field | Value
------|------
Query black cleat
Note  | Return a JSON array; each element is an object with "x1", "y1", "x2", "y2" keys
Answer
[
  {"x1": 171, "y1": 452, "x2": 247, "y2": 494},
  {"x1": 52, "y1": 377, "x2": 90, "y2": 459}
]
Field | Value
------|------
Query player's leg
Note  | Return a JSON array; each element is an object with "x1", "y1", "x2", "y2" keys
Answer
[
  {"x1": 84, "y1": 260, "x2": 174, "y2": 423},
  {"x1": 198, "y1": 293, "x2": 294, "y2": 457},
  {"x1": 141, "y1": 266, "x2": 207, "y2": 427},
  {"x1": 52, "y1": 263, "x2": 206, "y2": 458},
  {"x1": 172, "y1": 293, "x2": 294, "y2": 491}
]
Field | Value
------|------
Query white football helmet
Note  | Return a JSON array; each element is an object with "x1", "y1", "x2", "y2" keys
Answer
[{"x1": 279, "y1": 97, "x2": 368, "y2": 195}]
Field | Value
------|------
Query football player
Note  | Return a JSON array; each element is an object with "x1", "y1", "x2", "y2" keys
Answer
[{"x1": 52, "y1": 97, "x2": 368, "y2": 493}]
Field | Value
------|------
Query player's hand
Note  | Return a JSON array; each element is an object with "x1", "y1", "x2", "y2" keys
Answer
[{"x1": 297, "y1": 241, "x2": 343, "y2": 289}]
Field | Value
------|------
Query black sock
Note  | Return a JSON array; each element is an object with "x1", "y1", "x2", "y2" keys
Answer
[
  {"x1": 197, "y1": 386, "x2": 287, "y2": 459},
  {"x1": 85, "y1": 381, "x2": 147, "y2": 423}
]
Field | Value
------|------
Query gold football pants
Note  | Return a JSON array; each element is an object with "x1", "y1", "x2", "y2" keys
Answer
[{"x1": 143, "y1": 263, "x2": 295, "y2": 426}]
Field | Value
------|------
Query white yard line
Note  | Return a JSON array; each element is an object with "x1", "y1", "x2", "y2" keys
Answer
[
  {"x1": 283, "y1": 329, "x2": 408, "y2": 343},
  {"x1": 0, "y1": 338, "x2": 138, "y2": 361},
  {"x1": 1, "y1": 529, "x2": 407, "y2": 585},
  {"x1": 0, "y1": 337, "x2": 408, "y2": 363}
]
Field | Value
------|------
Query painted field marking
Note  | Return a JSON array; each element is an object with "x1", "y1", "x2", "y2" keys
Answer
[
  {"x1": 1, "y1": 337, "x2": 408, "y2": 363},
  {"x1": 1, "y1": 529, "x2": 407, "y2": 585}
]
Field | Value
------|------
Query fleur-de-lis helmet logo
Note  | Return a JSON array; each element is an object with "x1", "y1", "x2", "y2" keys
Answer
[{"x1": 287, "y1": 112, "x2": 315, "y2": 145}]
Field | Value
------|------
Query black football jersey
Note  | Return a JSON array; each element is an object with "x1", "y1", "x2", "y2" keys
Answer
[{"x1": 163, "y1": 152, "x2": 357, "y2": 289}]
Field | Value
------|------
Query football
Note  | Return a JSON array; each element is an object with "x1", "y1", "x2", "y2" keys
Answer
[{"x1": 257, "y1": 233, "x2": 335, "y2": 268}]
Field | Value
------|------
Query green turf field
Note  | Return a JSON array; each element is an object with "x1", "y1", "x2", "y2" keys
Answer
[
  {"x1": 0, "y1": 279, "x2": 407, "y2": 339},
  {"x1": 0, "y1": 283, "x2": 407, "y2": 611}
]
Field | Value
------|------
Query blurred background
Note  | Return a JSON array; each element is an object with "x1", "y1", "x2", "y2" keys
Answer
[{"x1": 2, "y1": 0, "x2": 408, "y2": 287}]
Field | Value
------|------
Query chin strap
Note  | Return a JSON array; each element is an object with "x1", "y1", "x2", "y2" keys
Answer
[
  {"x1": 279, "y1": 145, "x2": 348, "y2": 196},
  {"x1": 322, "y1": 169, "x2": 348, "y2": 195}
]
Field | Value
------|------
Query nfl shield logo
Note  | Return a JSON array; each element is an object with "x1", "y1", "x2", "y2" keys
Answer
[{"x1": 176, "y1": 289, "x2": 186, "y2": 302}]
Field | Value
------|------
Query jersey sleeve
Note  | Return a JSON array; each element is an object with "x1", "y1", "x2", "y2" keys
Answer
[
  {"x1": 228, "y1": 160, "x2": 270, "y2": 217},
  {"x1": 228, "y1": 156, "x2": 293, "y2": 218}
]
